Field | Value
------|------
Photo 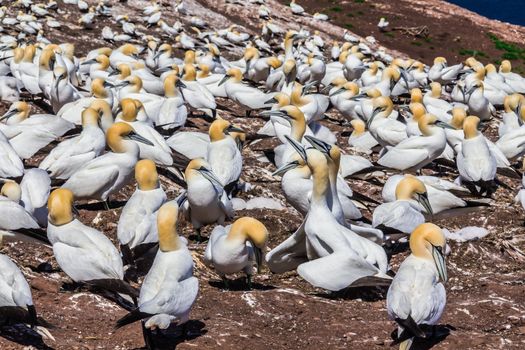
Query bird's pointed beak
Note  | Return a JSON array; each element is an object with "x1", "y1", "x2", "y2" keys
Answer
[
  {"x1": 127, "y1": 131, "x2": 154, "y2": 146},
  {"x1": 284, "y1": 135, "x2": 307, "y2": 162},
  {"x1": 272, "y1": 160, "x2": 300, "y2": 176},
  {"x1": 417, "y1": 192, "x2": 433, "y2": 216},
  {"x1": 366, "y1": 107, "x2": 381, "y2": 128},
  {"x1": 81, "y1": 58, "x2": 97, "y2": 65},
  {"x1": 252, "y1": 245, "x2": 263, "y2": 274},
  {"x1": 304, "y1": 135, "x2": 331, "y2": 155},
  {"x1": 0, "y1": 109, "x2": 18, "y2": 121},
  {"x1": 431, "y1": 244, "x2": 448, "y2": 284},
  {"x1": 226, "y1": 125, "x2": 244, "y2": 134},
  {"x1": 197, "y1": 167, "x2": 224, "y2": 189},
  {"x1": 175, "y1": 79, "x2": 187, "y2": 89},
  {"x1": 435, "y1": 121, "x2": 455, "y2": 129},
  {"x1": 329, "y1": 87, "x2": 346, "y2": 96},
  {"x1": 264, "y1": 96, "x2": 278, "y2": 105},
  {"x1": 218, "y1": 74, "x2": 229, "y2": 86}
]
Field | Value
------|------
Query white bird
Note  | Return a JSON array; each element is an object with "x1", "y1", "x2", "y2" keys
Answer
[
  {"x1": 39, "y1": 107, "x2": 105, "y2": 179},
  {"x1": 0, "y1": 181, "x2": 40, "y2": 242},
  {"x1": 0, "y1": 129, "x2": 23, "y2": 178},
  {"x1": 220, "y1": 67, "x2": 272, "y2": 117},
  {"x1": 373, "y1": 176, "x2": 433, "y2": 235},
  {"x1": 387, "y1": 223, "x2": 447, "y2": 350},
  {"x1": 377, "y1": 17, "x2": 389, "y2": 31},
  {"x1": 378, "y1": 114, "x2": 448, "y2": 171},
  {"x1": 0, "y1": 101, "x2": 74, "y2": 159},
  {"x1": 62, "y1": 122, "x2": 154, "y2": 202},
  {"x1": 428, "y1": 57, "x2": 463, "y2": 84},
  {"x1": 0, "y1": 253, "x2": 54, "y2": 341},
  {"x1": 118, "y1": 159, "x2": 167, "y2": 260},
  {"x1": 46, "y1": 188, "x2": 138, "y2": 299},
  {"x1": 117, "y1": 99, "x2": 173, "y2": 166},
  {"x1": 457, "y1": 116, "x2": 497, "y2": 196},
  {"x1": 204, "y1": 217, "x2": 268, "y2": 287},
  {"x1": 115, "y1": 202, "x2": 198, "y2": 349},
  {"x1": 290, "y1": 0, "x2": 305, "y2": 15},
  {"x1": 313, "y1": 12, "x2": 329, "y2": 21},
  {"x1": 206, "y1": 118, "x2": 244, "y2": 191},
  {"x1": 367, "y1": 96, "x2": 407, "y2": 148},
  {"x1": 182, "y1": 158, "x2": 234, "y2": 241}
]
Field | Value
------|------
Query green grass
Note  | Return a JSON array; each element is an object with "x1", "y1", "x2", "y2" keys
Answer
[
  {"x1": 330, "y1": 6, "x2": 342, "y2": 12},
  {"x1": 411, "y1": 41, "x2": 423, "y2": 47},
  {"x1": 346, "y1": 13, "x2": 354, "y2": 17},
  {"x1": 487, "y1": 33, "x2": 525, "y2": 61},
  {"x1": 458, "y1": 49, "x2": 488, "y2": 58},
  {"x1": 345, "y1": 23, "x2": 354, "y2": 29},
  {"x1": 384, "y1": 32, "x2": 395, "y2": 38},
  {"x1": 354, "y1": 0, "x2": 365, "y2": 3},
  {"x1": 356, "y1": 10, "x2": 364, "y2": 15}
]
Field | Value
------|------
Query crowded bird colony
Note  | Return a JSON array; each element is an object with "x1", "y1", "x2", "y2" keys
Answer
[{"x1": 0, "y1": 1, "x2": 524, "y2": 349}]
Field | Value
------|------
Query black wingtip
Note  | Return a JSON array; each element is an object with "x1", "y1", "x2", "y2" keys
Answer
[
  {"x1": 395, "y1": 314, "x2": 426, "y2": 339},
  {"x1": 86, "y1": 279, "x2": 139, "y2": 298},
  {"x1": 115, "y1": 308, "x2": 153, "y2": 329}
]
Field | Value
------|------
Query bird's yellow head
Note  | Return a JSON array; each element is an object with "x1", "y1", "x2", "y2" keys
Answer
[
  {"x1": 157, "y1": 202, "x2": 181, "y2": 252},
  {"x1": 500, "y1": 60, "x2": 512, "y2": 73},
  {"x1": 410, "y1": 223, "x2": 447, "y2": 283},
  {"x1": 350, "y1": 119, "x2": 366, "y2": 136},
  {"x1": 463, "y1": 116, "x2": 480, "y2": 139},
  {"x1": 81, "y1": 107, "x2": 100, "y2": 127},
  {"x1": 1, "y1": 182, "x2": 21, "y2": 202},
  {"x1": 267, "y1": 56, "x2": 282, "y2": 69},
  {"x1": 119, "y1": 98, "x2": 139, "y2": 122},
  {"x1": 410, "y1": 88, "x2": 423, "y2": 103},
  {"x1": 135, "y1": 159, "x2": 159, "y2": 191},
  {"x1": 430, "y1": 82, "x2": 441, "y2": 98},
  {"x1": 91, "y1": 78, "x2": 109, "y2": 98},
  {"x1": 410, "y1": 102, "x2": 426, "y2": 122},
  {"x1": 120, "y1": 43, "x2": 139, "y2": 56},
  {"x1": 450, "y1": 107, "x2": 466, "y2": 129},
  {"x1": 48, "y1": 188, "x2": 75, "y2": 226},
  {"x1": 208, "y1": 118, "x2": 243, "y2": 142}
]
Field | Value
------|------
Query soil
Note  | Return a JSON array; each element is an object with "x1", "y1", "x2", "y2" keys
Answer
[{"x1": 1, "y1": 1, "x2": 525, "y2": 350}]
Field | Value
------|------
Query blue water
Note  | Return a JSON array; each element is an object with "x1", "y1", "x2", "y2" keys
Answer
[{"x1": 447, "y1": 0, "x2": 525, "y2": 26}]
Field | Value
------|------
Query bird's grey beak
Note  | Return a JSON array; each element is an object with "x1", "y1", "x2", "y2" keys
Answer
[
  {"x1": 400, "y1": 69, "x2": 410, "y2": 88},
  {"x1": 264, "y1": 97, "x2": 278, "y2": 104},
  {"x1": 156, "y1": 66, "x2": 172, "y2": 74},
  {"x1": 176, "y1": 191, "x2": 188, "y2": 207},
  {"x1": 226, "y1": 125, "x2": 244, "y2": 134},
  {"x1": 175, "y1": 79, "x2": 187, "y2": 89},
  {"x1": 349, "y1": 92, "x2": 367, "y2": 100},
  {"x1": 153, "y1": 50, "x2": 163, "y2": 60},
  {"x1": 115, "y1": 80, "x2": 131, "y2": 88},
  {"x1": 330, "y1": 87, "x2": 346, "y2": 96},
  {"x1": 259, "y1": 110, "x2": 285, "y2": 118},
  {"x1": 303, "y1": 81, "x2": 316, "y2": 94},
  {"x1": 435, "y1": 121, "x2": 455, "y2": 129},
  {"x1": 218, "y1": 74, "x2": 229, "y2": 86},
  {"x1": 127, "y1": 131, "x2": 154, "y2": 146},
  {"x1": 272, "y1": 160, "x2": 300, "y2": 176},
  {"x1": 0, "y1": 109, "x2": 18, "y2": 121},
  {"x1": 466, "y1": 85, "x2": 477, "y2": 96},
  {"x1": 108, "y1": 69, "x2": 119, "y2": 77},
  {"x1": 252, "y1": 245, "x2": 263, "y2": 273},
  {"x1": 197, "y1": 167, "x2": 224, "y2": 188},
  {"x1": 284, "y1": 135, "x2": 307, "y2": 162},
  {"x1": 72, "y1": 205, "x2": 80, "y2": 216},
  {"x1": 103, "y1": 80, "x2": 114, "y2": 87},
  {"x1": 305, "y1": 135, "x2": 331, "y2": 155},
  {"x1": 366, "y1": 107, "x2": 382, "y2": 128},
  {"x1": 81, "y1": 58, "x2": 97, "y2": 65},
  {"x1": 417, "y1": 192, "x2": 433, "y2": 216},
  {"x1": 431, "y1": 244, "x2": 447, "y2": 283},
  {"x1": 320, "y1": 83, "x2": 333, "y2": 94}
]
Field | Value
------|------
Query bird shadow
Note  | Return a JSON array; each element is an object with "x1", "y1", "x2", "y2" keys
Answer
[
  {"x1": 389, "y1": 324, "x2": 455, "y2": 350},
  {"x1": 314, "y1": 285, "x2": 390, "y2": 302},
  {"x1": 208, "y1": 277, "x2": 276, "y2": 291},
  {"x1": 131, "y1": 320, "x2": 207, "y2": 350},
  {"x1": 0, "y1": 324, "x2": 54, "y2": 350}
]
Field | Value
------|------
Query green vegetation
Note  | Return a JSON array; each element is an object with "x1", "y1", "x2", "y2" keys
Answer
[
  {"x1": 345, "y1": 23, "x2": 354, "y2": 29},
  {"x1": 487, "y1": 33, "x2": 525, "y2": 62},
  {"x1": 346, "y1": 13, "x2": 354, "y2": 17},
  {"x1": 458, "y1": 49, "x2": 488, "y2": 58},
  {"x1": 330, "y1": 6, "x2": 342, "y2": 12},
  {"x1": 384, "y1": 32, "x2": 395, "y2": 38},
  {"x1": 357, "y1": 10, "x2": 364, "y2": 15},
  {"x1": 354, "y1": 0, "x2": 365, "y2": 3},
  {"x1": 411, "y1": 41, "x2": 423, "y2": 47}
]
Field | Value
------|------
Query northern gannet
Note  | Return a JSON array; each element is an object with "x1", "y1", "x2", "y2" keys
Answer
[
  {"x1": 387, "y1": 223, "x2": 447, "y2": 350},
  {"x1": 116, "y1": 202, "x2": 198, "y2": 348},
  {"x1": 204, "y1": 217, "x2": 268, "y2": 288},
  {"x1": 62, "y1": 122, "x2": 153, "y2": 202}
]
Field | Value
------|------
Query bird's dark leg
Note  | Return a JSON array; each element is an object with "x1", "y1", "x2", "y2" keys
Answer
[
  {"x1": 246, "y1": 109, "x2": 252, "y2": 118},
  {"x1": 221, "y1": 276, "x2": 229, "y2": 290},
  {"x1": 141, "y1": 321, "x2": 155, "y2": 350},
  {"x1": 196, "y1": 228, "x2": 202, "y2": 243},
  {"x1": 246, "y1": 274, "x2": 252, "y2": 290}
]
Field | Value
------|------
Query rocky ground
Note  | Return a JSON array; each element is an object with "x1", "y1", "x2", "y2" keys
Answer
[{"x1": 1, "y1": 1, "x2": 525, "y2": 349}]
